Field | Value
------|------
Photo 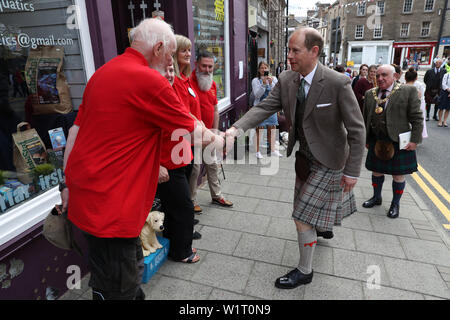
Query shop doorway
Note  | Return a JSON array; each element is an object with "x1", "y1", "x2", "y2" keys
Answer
[
  {"x1": 394, "y1": 48, "x2": 402, "y2": 66},
  {"x1": 248, "y1": 30, "x2": 258, "y2": 96}
]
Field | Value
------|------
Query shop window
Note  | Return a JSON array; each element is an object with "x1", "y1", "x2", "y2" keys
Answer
[
  {"x1": 403, "y1": 0, "x2": 413, "y2": 13},
  {"x1": 444, "y1": 46, "x2": 450, "y2": 58},
  {"x1": 350, "y1": 47, "x2": 363, "y2": 65},
  {"x1": 421, "y1": 22, "x2": 431, "y2": 37},
  {"x1": 192, "y1": 0, "x2": 229, "y2": 109},
  {"x1": 424, "y1": 0, "x2": 434, "y2": 12},
  {"x1": 0, "y1": 0, "x2": 90, "y2": 216},
  {"x1": 355, "y1": 25, "x2": 364, "y2": 39},
  {"x1": 409, "y1": 47, "x2": 431, "y2": 64},
  {"x1": 400, "y1": 23, "x2": 410, "y2": 38}
]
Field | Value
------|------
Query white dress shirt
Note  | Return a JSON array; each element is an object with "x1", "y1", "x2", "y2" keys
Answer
[
  {"x1": 299, "y1": 63, "x2": 318, "y2": 98},
  {"x1": 377, "y1": 82, "x2": 395, "y2": 110}
]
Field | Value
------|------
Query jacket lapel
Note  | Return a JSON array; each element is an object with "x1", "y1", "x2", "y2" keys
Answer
[
  {"x1": 289, "y1": 75, "x2": 300, "y2": 125},
  {"x1": 386, "y1": 83, "x2": 401, "y2": 115}
]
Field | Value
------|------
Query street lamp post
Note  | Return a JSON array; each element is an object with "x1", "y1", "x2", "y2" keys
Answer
[{"x1": 285, "y1": 0, "x2": 289, "y2": 66}]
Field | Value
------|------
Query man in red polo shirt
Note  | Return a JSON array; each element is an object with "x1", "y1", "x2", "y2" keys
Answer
[
  {"x1": 61, "y1": 19, "x2": 223, "y2": 300},
  {"x1": 189, "y1": 51, "x2": 233, "y2": 213}
]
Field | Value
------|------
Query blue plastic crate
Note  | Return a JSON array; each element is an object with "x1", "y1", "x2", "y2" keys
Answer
[{"x1": 141, "y1": 236, "x2": 170, "y2": 283}]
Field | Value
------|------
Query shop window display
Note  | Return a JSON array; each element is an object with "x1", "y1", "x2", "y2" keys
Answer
[
  {"x1": 0, "y1": 0, "x2": 86, "y2": 214},
  {"x1": 192, "y1": 0, "x2": 227, "y2": 101},
  {"x1": 409, "y1": 47, "x2": 431, "y2": 64}
]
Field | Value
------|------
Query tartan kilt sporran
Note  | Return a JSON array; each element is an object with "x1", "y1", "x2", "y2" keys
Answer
[
  {"x1": 365, "y1": 139, "x2": 418, "y2": 175},
  {"x1": 292, "y1": 160, "x2": 357, "y2": 232}
]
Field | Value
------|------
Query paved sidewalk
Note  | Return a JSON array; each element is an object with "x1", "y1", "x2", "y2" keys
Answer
[{"x1": 61, "y1": 147, "x2": 450, "y2": 300}]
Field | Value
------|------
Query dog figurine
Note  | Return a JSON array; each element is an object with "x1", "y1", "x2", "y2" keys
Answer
[
  {"x1": 280, "y1": 131, "x2": 289, "y2": 147},
  {"x1": 140, "y1": 211, "x2": 165, "y2": 257}
]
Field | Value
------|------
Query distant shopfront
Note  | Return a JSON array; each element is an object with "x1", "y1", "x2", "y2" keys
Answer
[
  {"x1": 347, "y1": 40, "x2": 393, "y2": 68},
  {"x1": 438, "y1": 37, "x2": 450, "y2": 59},
  {"x1": 393, "y1": 41, "x2": 437, "y2": 68}
]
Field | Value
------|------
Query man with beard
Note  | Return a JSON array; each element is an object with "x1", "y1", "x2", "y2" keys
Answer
[
  {"x1": 189, "y1": 50, "x2": 233, "y2": 213},
  {"x1": 61, "y1": 19, "x2": 223, "y2": 299}
]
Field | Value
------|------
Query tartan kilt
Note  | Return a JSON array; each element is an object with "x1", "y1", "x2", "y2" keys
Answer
[
  {"x1": 292, "y1": 161, "x2": 357, "y2": 232},
  {"x1": 365, "y1": 140, "x2": 418, "y2": 175}
]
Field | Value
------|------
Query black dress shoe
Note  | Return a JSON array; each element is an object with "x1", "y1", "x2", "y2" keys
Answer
[
  {"x1": 275, "y1": 268, "x2": 313, "y2": 289},
  {"x1": 194, "y1": 218, "x2": 199, "y2": 225},
  {"x1": 387, "y1": 203, "x2": 400, "y2": 219},
  {"x1": 362, "y1": 196, "x2": 382, "y2": 208},
  {"x1": 316, "y1": 230, "x2": 334, "y2": 239}
]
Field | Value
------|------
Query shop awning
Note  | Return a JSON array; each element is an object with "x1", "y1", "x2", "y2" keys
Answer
[{"x1": 393, "y1": 42, "x2": 437, "y2": 48}]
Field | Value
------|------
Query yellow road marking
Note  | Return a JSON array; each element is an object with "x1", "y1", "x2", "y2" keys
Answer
[
  {"x1": 411, "y1": 172, "x2": 450, "y2": 223},
  {"x1": 444, "y1": 224, "x2": 450, "y2": 230},
  {"x1": 417, "y1": 164, "x2": 450, "y2": 204}
]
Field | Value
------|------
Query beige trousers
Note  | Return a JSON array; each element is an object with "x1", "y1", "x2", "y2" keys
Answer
[{"x1": 189, "y1": 161, "x2": 222, "y2": 205}]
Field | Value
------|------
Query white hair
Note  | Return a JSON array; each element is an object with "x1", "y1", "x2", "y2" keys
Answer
[
  {"x1": 379, "y1": 64, "x2": 396, "y2": 75},
  {"x1": 130, "y1": 18, "x2": 175, "y2": 52}
]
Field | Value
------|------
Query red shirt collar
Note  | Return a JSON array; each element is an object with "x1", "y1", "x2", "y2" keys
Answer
[{"x1": 125, "y1": 47, "x2": 149, "y2": 66}]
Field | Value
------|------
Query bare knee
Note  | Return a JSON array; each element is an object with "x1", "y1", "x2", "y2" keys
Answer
[{"x1": 294, "y1": 220, "x2": 313, "y2": 232}]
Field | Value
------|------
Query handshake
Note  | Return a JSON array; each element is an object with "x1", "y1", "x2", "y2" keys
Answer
[{"x1": 195, "y1": 125, "x2": 243, "y2": 157}]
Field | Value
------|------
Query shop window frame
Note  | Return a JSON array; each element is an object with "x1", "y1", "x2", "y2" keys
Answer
[
  {"x1": 403, "y1": 0, "x2": 414, "y2": 14},
  {"x1": 0, "y1": 0, "x2": 96, "y2": 247},
  {"x1": 355, "y1": 25, "x2": 364, "y2": 39}
]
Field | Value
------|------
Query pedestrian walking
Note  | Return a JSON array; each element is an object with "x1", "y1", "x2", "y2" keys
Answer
[
  {"x1": 423, "y1": 59, "x2": 445, "y2": 121},
  {"x1": 225, "y1": 27, "x2": 366, "y2": 289}
]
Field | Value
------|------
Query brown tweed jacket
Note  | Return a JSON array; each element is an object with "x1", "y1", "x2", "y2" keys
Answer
[
  {"x1": 363, "y1": 84, "x2": 424, "y2": 144},
  {"x1": 233, "y1": 62, "x2": 366, "y2": 177}
]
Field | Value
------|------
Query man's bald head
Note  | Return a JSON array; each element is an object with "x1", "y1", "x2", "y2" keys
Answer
[{"x1": 376, "y1": 64, "x2": 395, "y2": 90}]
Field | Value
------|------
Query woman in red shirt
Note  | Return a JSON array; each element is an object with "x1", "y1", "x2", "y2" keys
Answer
[
  {"x1": 173, "y1": 34, "x2": 202, "y2": 121},
  {"x1": 158, "y1": 37, "x2": 202, "y2": 263}
]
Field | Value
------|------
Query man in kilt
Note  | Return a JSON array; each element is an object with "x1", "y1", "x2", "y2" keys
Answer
[
  {"x1": 423, "y1": 59, "x2": 445, "y2": 121},
  {"x1": 362, "y1": 65, "x2": 423, "y2": 219},
  {"x1": 224, "y1": 28, "x2": 366, "y2": 288}
]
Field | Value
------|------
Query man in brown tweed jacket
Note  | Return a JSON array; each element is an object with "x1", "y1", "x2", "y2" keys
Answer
[{"x1": 225, "y1": 27, "x2": 366, "y2": 288}]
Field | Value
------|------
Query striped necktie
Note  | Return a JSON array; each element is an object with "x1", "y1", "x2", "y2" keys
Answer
[{"x1": 297, "y1": 78, "x2": 307, "y2": 105}]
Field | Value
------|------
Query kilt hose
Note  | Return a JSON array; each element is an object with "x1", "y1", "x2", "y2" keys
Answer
[
  {"x1": 365, "y1": 139, "x2": 418, "y2": 175},
  {"x1": 293, "y1": 160, "x2": 357, "y2": 232}
]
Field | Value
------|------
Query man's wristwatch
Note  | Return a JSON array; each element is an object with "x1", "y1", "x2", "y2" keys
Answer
[{"x1": 59, "y1": 182, "x2": 67, "y2": 192}]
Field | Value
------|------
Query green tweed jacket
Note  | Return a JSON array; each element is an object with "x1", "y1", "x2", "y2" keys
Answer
[{"x1": 363, "y1": 84, "x2": 424, "y2": 145}]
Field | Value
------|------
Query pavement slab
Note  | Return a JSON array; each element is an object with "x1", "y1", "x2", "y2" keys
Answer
[
  {"x1": 383, "y1": 257, "x2": 450, "y2": 299},
  {"x1": 62, "y1": 147, "x2": 450, "y2": 301},
  {"x1": 190, "y1": 252, "x2": 254, "y2": 294}
]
